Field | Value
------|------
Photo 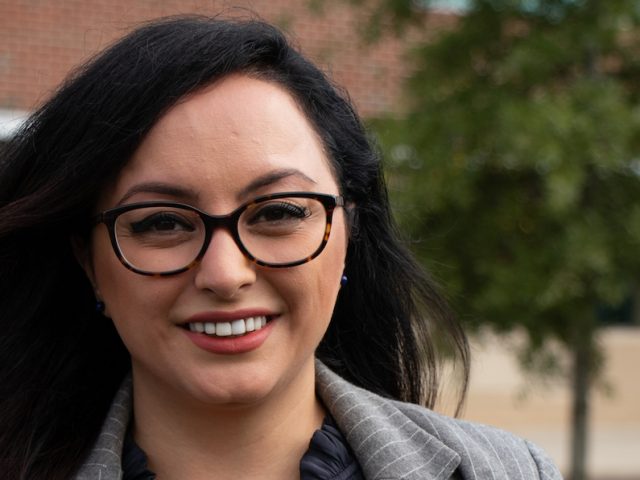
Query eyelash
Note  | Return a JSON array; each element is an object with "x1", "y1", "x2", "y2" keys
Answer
[
  {"x1": 247, "y1": 202, "x2": 309, "y2": 223},
  {"x1": 130, "y1": 213, "x2": 195, "y2": 233}
]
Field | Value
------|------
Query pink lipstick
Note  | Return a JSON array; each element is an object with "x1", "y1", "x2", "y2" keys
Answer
[{"x1": 182, "y1": 309, "x2": 276, "y2": 355}]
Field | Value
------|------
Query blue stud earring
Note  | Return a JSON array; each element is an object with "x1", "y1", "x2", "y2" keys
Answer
[
  {"x1": 340, "y1": 275, "x2": 348, "y2": 287},
  {"x1": 95, "y1": 300, "x2": 105, "y2": 313}
]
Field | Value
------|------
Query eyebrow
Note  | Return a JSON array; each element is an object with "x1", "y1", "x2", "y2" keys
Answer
[
  {"x1": 117, "y1": 183, "x2": 199, "y2": 206},
  {"x1": 116, "y1": 168, "x2": 316, "y2": 206},
  {"x1": 236, "y1": 168, "x2": 317, "y2": 199}
]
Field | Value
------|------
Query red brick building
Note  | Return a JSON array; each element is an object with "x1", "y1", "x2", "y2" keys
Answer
[{"x1": 0, "y1": 0, "x2": 444, "y2": 139}]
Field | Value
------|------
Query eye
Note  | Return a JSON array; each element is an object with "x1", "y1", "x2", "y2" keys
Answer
[
  {"x1": 129, "y1": 212, "x2": 196, "y2": 234},
  {"x1": 247, "y1": 201, "x2": 309, "y2": 225}
]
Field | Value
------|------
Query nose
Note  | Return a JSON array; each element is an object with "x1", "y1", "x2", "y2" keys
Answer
[{"x1": 193, "y1": 227, "x2": 256, "y2": 299}]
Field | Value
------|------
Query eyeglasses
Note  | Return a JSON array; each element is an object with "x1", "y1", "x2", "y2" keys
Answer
[{"x1": 93, "y1": 192, "x2": 345, "y2": 276}]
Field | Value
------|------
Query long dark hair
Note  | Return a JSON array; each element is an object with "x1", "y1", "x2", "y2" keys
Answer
[{"x1": 0, "y1": 16, "x2": 469, "y2": 479}]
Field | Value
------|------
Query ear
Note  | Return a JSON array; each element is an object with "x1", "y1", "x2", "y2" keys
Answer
[
  {"x1": 70, "y1": 235, "x2": 97, "y2": 288},
  {"x1": 71, "y1": 235, "x2": 111, "y2": 317}
]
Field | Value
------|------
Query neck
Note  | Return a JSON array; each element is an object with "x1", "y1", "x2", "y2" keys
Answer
[{"x1": 131, "y1": 361, "x2": 325, "y2": 480}]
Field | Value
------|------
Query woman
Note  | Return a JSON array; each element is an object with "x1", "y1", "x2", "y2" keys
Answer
[{"x1": 0, "y1": 16, "x2": 562, "y2": 480}]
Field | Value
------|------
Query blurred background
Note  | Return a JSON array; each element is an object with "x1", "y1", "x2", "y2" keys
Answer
[{"x1": 1, "y1": 1, "x2": 638, "y2": 479}]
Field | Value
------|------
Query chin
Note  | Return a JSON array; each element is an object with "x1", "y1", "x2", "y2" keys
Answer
[
  {"x1": 192, "y1": 382, "x2": 278, "y2": 409},
  {"x1": 185, "y1": 369, "x2": 282, "y2": 407}
]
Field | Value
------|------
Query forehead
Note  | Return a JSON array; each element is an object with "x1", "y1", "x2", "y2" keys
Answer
[{"x1": 100, "y1": 75, "x2": 338, "y2": 209}]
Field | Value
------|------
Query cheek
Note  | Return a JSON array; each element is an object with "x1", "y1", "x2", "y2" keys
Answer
[
  {"x1": 90, "y1": 231, "x2": 181, "y2": 333},
  {"x1": 279, "y1": 228, "x2": 347, "y2": 327}
]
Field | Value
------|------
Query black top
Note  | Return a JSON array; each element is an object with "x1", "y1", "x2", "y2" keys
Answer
[{"x1": 122, "y1": 416, "x2": 364, "y2": 480}]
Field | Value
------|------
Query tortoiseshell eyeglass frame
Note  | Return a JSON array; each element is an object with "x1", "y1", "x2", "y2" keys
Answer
[{"x1": 92, "y1": 191, "x2": 345, "y2": 277}]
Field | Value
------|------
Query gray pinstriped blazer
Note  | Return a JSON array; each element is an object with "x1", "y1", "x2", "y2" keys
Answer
[{"x1": 73, "y1": 361, "x2": 563, "y2": 479}]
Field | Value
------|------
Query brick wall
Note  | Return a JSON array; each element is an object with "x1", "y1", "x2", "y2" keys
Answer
[{"x1": 0, "y1": 0, "x2": 450, "y2": 118}]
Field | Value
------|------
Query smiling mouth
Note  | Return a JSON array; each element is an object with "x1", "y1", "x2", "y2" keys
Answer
[{"x1": 185, "y1": 316, "x2": 269, "y2": 337}]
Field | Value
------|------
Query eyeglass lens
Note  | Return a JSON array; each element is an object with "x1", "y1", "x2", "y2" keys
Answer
[{"x1": 113, "y1": 196, "x2": 329, "y2": 273}]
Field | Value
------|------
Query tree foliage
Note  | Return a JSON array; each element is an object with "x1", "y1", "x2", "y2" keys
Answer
[
  {"x1": 361, "y1": 3, "x2": 640, "y2": 475},
  {"x1": 371, "y1": 0, "x2": 640, "y2": 348}
]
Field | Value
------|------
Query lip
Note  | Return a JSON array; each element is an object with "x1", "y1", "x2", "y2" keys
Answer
[{"x1": 182, "y1": 309, "x2": 277, "y2": 355}]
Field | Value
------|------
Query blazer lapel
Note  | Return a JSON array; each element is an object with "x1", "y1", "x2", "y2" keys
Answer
[
  {"x1": 316, "y1": 361, "x2": 460, "y2": 480},
  {"x1": 74, "y1": 365, "x2": 462, "y2": 480},
  {"x1": 73, "y1": 375, "x2": 132, "y2": 480}
]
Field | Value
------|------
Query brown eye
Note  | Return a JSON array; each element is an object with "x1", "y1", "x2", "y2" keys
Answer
[
  {"x1": 129, "y1": 212, "x2": 196, "y2": 234},
  {"x1": 246, "y1": 202, "x2": 309, "y2": 225}
]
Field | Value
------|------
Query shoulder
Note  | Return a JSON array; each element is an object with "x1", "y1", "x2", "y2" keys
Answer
[
  {"x1": 394, "y1": 400, "x2": 563, "y2": 480},
  {"x1": 316, "y1": 361, "x2": 563, "y2": 480}
]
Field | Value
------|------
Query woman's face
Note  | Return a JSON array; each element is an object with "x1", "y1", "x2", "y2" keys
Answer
[{"x1": 86, "y1": 75, "x2": 348, "y2": 408}]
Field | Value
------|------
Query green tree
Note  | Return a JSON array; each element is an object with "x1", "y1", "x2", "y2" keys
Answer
[{"x1": 350, "y1": 1, "x2": 640, "y2": 478}]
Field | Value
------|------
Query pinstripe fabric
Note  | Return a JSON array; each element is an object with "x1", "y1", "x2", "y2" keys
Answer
[
  {"x1": 74, "y1": 375, "x2": 133, "y2": 480},
  {"x1": 73, "y1": 362, "x2": 563, "y2": 479},
  {"x1": 316, "y1": 361, "x2": 563, "y2": 480}
]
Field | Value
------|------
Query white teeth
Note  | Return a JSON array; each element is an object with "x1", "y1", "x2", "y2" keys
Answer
[
  {"x1": 231, "y1": 319, "x2": 246, "y2": 335},
  {"x1": 216, "y1": 322, "x2": 232, "y2": 336},
  {"x1": 188, "y1": 316, "x2": 268, "y2": 337},
  {"x1": 245, "y1": 317, "x2": 255, "y2": 332}
]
